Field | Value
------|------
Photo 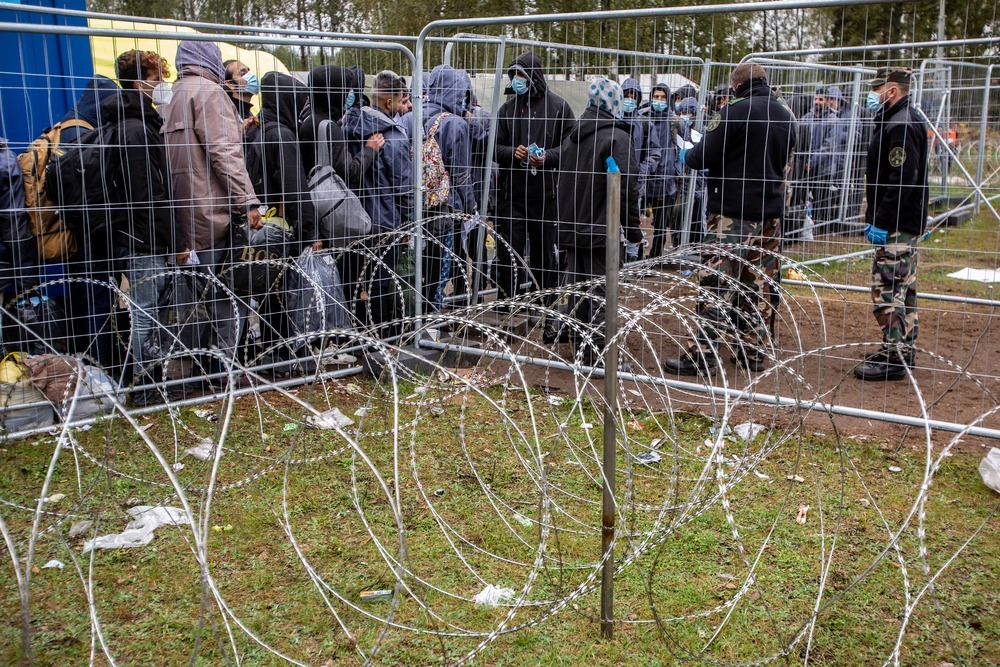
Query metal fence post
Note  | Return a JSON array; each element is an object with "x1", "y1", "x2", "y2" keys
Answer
[{"x1": 601, "y1": 156, "x2": 621, "y2": 640}]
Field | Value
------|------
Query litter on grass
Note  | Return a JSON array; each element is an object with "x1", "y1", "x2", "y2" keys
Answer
[
  {"x1": 979, "y1": 448, "x2": 1000, "y2": 493},
  {"x1": 733, "y1": 422, "x2": 766, "y2": 442},
  {"x1": 306, "y1": 408, "x2": 354, "y2": 430},
  {"x1": 633, "y1": 451, "x2": 662, "y2": 465},
  {"x1": 472, "y1": 584, "x2": 516, "y2": 606},
  {"x1": 83, "y1": 506, "x2": 187, "y2": 552},
  {"x1": 42, "y1": 560, "x2": 65, "y2": 570},
  {"x1": 184, "y1": 439, "x2": 215, "y2": 461}
]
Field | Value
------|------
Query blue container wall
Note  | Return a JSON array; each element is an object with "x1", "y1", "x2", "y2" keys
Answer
[{"x1": 0, "y1": 0, "x2": 95, "y2": 150}]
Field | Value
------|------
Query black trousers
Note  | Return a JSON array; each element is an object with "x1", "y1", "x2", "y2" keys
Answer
[
  {"x1": 565, "y1": 245, "x2": 607, "y2": 354},
  {"x1": 494, "y1": 196, "x2": 559, "y2": 301},
  {"x1": 647, "y1": 195, "x2": 679, "y2": 258}
]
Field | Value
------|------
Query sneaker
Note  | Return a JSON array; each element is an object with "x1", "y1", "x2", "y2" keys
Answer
[
  {"x1": 663, "y1": 348, "x2": 716, "y2": 376},
  {"x1": 543, "y1": 321, "x2": 571, "y2": 345},
  {"x1": 854, "y1": 350, "x2": 912, "y2": 381}
]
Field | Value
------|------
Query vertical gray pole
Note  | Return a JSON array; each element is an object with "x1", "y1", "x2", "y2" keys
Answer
[
  {"x1": 601, "y1": 157, "x2": 621, "y2": 640},
  {"x1": 837, "y1": 73, "x2": 862, "y2": 227},
  {"x1": 470, "y1": 37, "x2": 507, "y2": 308},
  {"x1": 974, "y1": 65, "x2": 993, "y2": 214},
  {"x1": 413, "y1": 37, "x2": 426, "y2": 327},
  {"x1": 678, "y1": 60, "x2": 713, "y2": 247}
]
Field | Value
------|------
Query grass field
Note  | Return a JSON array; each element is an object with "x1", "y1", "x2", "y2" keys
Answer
[{"x1": 1, "y1": 377, "x2": 997, "y2": 666}]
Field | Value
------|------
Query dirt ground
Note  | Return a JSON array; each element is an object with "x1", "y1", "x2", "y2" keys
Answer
[{"x1": 449, "y1": 274, "x2": 1000, "y2": 456}]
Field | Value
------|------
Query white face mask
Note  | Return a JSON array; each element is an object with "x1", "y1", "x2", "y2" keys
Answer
[{"x1": 151, "y1": 82, "x2": 173, "y2": 107}]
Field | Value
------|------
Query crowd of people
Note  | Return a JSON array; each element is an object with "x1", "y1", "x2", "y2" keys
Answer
[{"x1": 0, "y1": 41, "x2": 929, "y2": 408}]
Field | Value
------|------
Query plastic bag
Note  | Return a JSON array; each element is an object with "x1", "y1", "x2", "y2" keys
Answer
[
  {"x1": 980, "y1": 448, "x2": 1000, "y2": 493},
  {"x1": 287, "y1": 249, "x2": 350, "y2": 338},
  {"x1": 472, "y1": 584, "x2": 515, "y2": 606},
  {"x1": 83, "y1": 505, "x2": 187, "y2": 552},
  {"x1": 25, "y1": 355, "x2": 119, "y2": 422},
  {"x1": 0, "y1": 379, "x2": 54, "y2": 433},
  {"x1": 2, "y1": 295, "x2": 68, "y2": 354}
]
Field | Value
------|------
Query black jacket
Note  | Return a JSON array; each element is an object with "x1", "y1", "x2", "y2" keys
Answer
[
  {"x1": 100, "y1": 89, "x2": 183, "y2": 256},
  {"x1": 494, "y1": 52, "x2": 574, "y2": 202},
  {"x1": 247, "y1": 72, "x2": 316, "y2": 249},
  {"x1": 685, "y1": 78, "x2": 796, "y2": 222},
  {"x1": 865, "y1": 96, "x2": 928, "y2": 235},
  {"x1": 557, "y1": 107, "x2": 642, "y2": 248},
  {"x1": 299, "y1": 65, "x2": 377, "y2": 190}
]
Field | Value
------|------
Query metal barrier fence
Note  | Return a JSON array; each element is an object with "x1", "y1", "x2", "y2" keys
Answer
[{"x1": 1, "y1": 1, "x2": 999, "y2": 664}]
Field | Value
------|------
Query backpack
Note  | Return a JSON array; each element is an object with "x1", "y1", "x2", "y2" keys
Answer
[
  {"x1": 43, "y1": 125, "x2": 116, "y2": 241},
  {"x1": 308, "y1": 120, "x2": 371, "y2": 246},
  {"x1": 17, "y1": 120, "x2": 91, "y2": 261},
  {"x1": 422, "y1": 113, "x2": 450, "y2": 210}
]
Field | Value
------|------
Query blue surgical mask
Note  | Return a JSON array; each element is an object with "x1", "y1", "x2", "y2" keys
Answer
[
  {"x1": 346, "y1": 90, "x2": 356, "y2": 109},
  {"x1": 622, "y1": 98, "x2": 637, "y2": 113},
  {"x1": 511, "y1": 76, "x2": 530, "y2": 95},
  {"x1": 866, "y1": 90, "x2": 882, "y2": 113},
  {"x1": 651, "y1": 100, "x2": 668, "y2": 113},
  {"x1": 242, "y1": 72, "x2": 259, "y2": 96}
]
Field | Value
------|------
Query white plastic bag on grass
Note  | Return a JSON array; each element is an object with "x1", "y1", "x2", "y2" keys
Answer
[
  {"x1": 83, "y1": 506, "x2": 187, "y2": 552},
  {"x1": 980, "y1": 448, "x2": 1000, "y2": 493},
  {"x1": 472, "y1": 584, "x2": 515, "y2": 606},
  {"x1": 287, "y1": 249, "x2": 351, "y2": 339}
]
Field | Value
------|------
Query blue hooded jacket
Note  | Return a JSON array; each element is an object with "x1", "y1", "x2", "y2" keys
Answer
[
  {"x1": 0, "y1": 140, "x2": 39, "y2": 293},
  {"x1": 59, "y1": 75, "x2": 119, "y2": 143},
  {"x1": 341, "y1": 103, "x2": 413, "y2": 231},
  {"x1": 405, "y1": 65, "x2": 476, "y2": 220},
  {"x1": 638, "y1": 83, "x2": 681, "y2": 199}
]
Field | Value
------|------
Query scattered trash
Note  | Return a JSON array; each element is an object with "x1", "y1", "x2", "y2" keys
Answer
[
  {"x1": 68, "y1": 520, "x2": 92, "y2": 538},
  {"x1": 184, "y1": 439, "x2": 215, "y2": 461},
  {"x1": 733, "y1": 422, "x2": 766, "y2": 442},
  {"x1": 979, "y1": 448, "x2": 1000, "y2": 493},
  {"x1": 194, "y1": 408, "x2": 218, "y2": 423},
  {"x1": 429, "y1": 405, "x2": 445, "y2": 416},
  {"x1": 282, "y1": 423, "x2": 299, "y2": 434},
  {"x1": 360, "y1": 589, "x2": 393, "y2": 602},
  {"x1": 633, "y1": 451, "x2": 662, "y2": 465},
  {"x1": 83, "y1": 506, "x2": 187, "y2": 552},
  {"x1": 306, "y1": 408, "x2": 354, "y2": 430},
  {"x1": 40, "y1": 493, "x2": 66, "y2": 504},
  {"x1": 546, "y1": 395, "x2": 564, "y2": 406},
  {"x1": 796, "y1": 505, "x2": 810, "y2": 524},
  {"x1": 649, "y1": 437, "x2": 666, "y2": 448},
  {"x1": 353, "y1": 407, "x2": 370, "y2": 417},
  {"x1": 859, "y1": 498, "x2": 871, "y2": 507},
  {"x1": 626, "y1": 419, "x2": 643, "y2": 431},
  {"x1": 786, "y1": 474, "x2": 806, "y2": 483},
  {"x1": 512, "y1": 512, "x2": 532, "y2": 528},
  {"x1": 472, "y1": 584, "x2": 515, "y2": 606},
  {"x1": 211, "y1": 524, "x2": 234, "y2": 532},
  {"x1": 887, "y1": 465, "x2": 903, "y2": 473},
  {"x1": 786, "y1": 268, "x2": 806, "y2": 281},
  {"x1": 433, "y1": 488, "x2": 445, "y2": 497},
  {"x1": 124, "y1": 497, "x2": 143, "y2": 508},
  {"x1": 709, "y1": 425, "x2": 732, "y2": 437},
  {"x1": 946, "y1": 267, "x2": 1000, "y2": 283},
  {"x1": 717, "y1": 573, "x2": 737, "y2": 581},
  {"x1": 42, "y1": 559, "x2": 65, "y2": 570},
  {"x1": 171, "y1": 462, "x2": 184, "y2": 472},
  {"x1": 752, "y1": 469, "x2": 772, "y2": 481},
  {"x1": 580, "y1": 423, "x2": 594, "y2": 430},
  {"x1": 345, "y1": 383, "x2": 362, "y2": 394},
  {"x1": 139, "y1": 423, "x2": 154, "y2": 432}
]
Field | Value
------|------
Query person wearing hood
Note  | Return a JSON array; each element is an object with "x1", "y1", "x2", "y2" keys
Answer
[
  {"x1": 54, "y1": 74, "x2": 122, "y2": 370},
  {"x1": 299, "y1": 65, "x2": 382, "y2": 188},
  {"x1": 101, "y1": 50, "x2": 189, "y2": 402},
  {"x1": 554, "y1": 77, "x2": 641, "y2": 367},
  {"x1": 0, "y1": 138, "x2": 39, "y2": 300},
  {"x1": 675, "y1": 96, "x2": 707, "y2": 246},
  {"x1": 160, "y1": 39, "x2": 262, "y2": 389},
  {"x1": 799, "y1": 86, "x2": 842, "y2": 227},
  {"x1": 641, "y1": 82, "x2": 683, "y2": 258},
  {"x1": 665, "y1": 62, "x2": 795, "y2": 376},
  {"x1": 493, "y1": 51, "x2": 574, "y2": 304},
  {"x1": 401, "y1": 64, "x2": 477, "y2": 313},
  {"x1": 341, "y1": 70, "x2": 413, "y2": 332}
]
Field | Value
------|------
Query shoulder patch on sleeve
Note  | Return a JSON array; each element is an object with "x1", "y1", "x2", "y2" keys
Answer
[
  {"x1": 888, "y1": 146, "x2": 906, "y2": 167},
  {"x1": 727, "y1": 96, "x2": 747, "y2": 106},
  {"x1": 707, "y1": 113, "x2": 721, "y2": 132}
]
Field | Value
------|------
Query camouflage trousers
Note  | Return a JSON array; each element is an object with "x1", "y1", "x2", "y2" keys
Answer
[
  {"x1": 871, "y1": 230, "x2": 919, "y2": 358},
  {"x1": 695, "y1": 214, "x2": 781, "y2": 354}
]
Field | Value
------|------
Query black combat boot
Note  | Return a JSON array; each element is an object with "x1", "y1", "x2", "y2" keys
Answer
[
  {"x1": 854, "y1": 349, "x2": 912, "y2": 381},
  {"x1": 663, "y1": 347, "x2": 716, "y2": 376}
]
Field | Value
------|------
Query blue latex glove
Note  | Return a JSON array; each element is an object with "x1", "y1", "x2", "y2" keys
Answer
[
  {"x1": 679, "y1": 147, "x2": 687, "y2": 167},
  {"x1": 625, "y1": 242, "x2": 640, "y2": 261},
  {"x1": 865, "y1": 224, "x2": 888, "y2": 246}
]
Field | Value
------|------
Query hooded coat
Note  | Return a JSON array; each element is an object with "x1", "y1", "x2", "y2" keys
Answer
[
  {"x1": 410, "y1": 65, "x2": 476, "y2": 219},
  {"x1": 557, "y1": 106, "x2": 642, "y2": 248},
  {"x1": 299, "y1": 65, "x2": 378, "y2": 189},
  {"x1": 161, "y1": 41, "x2": 260, "y2": 250},
  {"x1": 494, "y1": 51, "x2": 574, "y2": 202},
  {"x1": 100, "y1": 88, "x2": 183, "y2": 256},
  {"x1": 245, "y1": 72, "x2": 316, "y2": 249},
  {"x1": 685, "y1": 77, "x2": 796, "y2": 222},
  {"x1": 637, "y1": 82, "x2": 681, "y2": 199},
  {"x1": 0, "y1": 139, "x2": 39, "y2": 294},
  {"x1": 59, "y1": 75, "x2": 120, "y2": 143},
  {"x1": 620, "y1": 77, "x2": 649, "y2": 165},
  {"x1": 341, "y1": 99, "x2": 414, "y2": 232}
]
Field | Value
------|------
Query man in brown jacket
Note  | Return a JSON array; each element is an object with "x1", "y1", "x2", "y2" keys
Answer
[{"x1": 161, "y1": 40, "x2": 261, "y2": 391}]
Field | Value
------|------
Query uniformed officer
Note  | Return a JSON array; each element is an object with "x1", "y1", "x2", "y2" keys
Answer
[
  {"x1": 855, "y1": 66, "x2": 928, "y2": 381},
  {"x1": 663, "y1": 62, "x2": 796, "y2": 376}
]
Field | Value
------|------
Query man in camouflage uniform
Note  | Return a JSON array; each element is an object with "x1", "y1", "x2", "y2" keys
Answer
[
  {"x1": 855, "y1": 66, "x2": 928, "y2": 381},
  {"x1": 664, "y1": 62, "x2": 796, "y2": 375}
]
